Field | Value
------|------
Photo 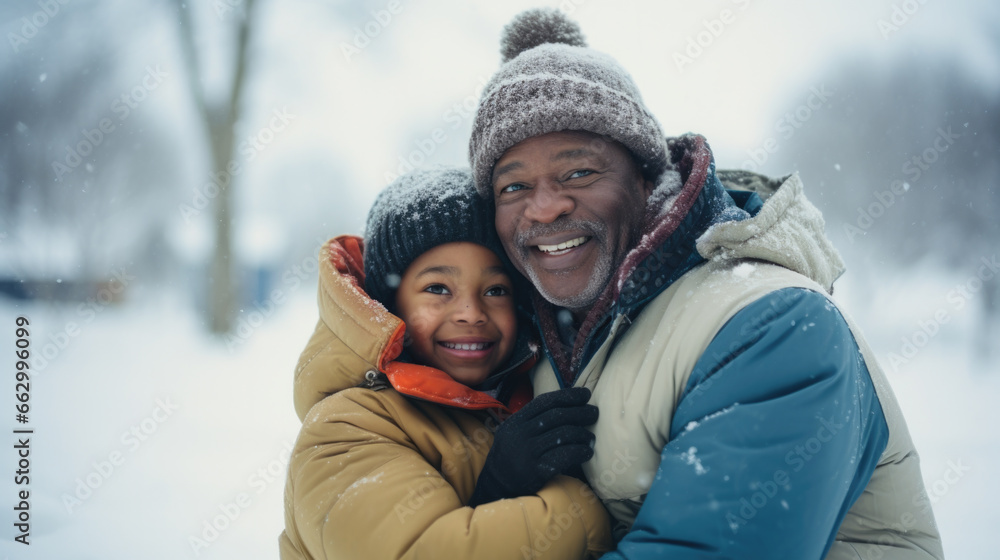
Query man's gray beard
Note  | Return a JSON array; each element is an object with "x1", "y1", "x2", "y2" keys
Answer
[{"x1": 515, "y1": 219, "x2": 615, "y2": 313}]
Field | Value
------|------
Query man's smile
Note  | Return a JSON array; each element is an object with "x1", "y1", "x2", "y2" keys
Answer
[{"x1": 535, "y1": 236, "x2": 591, "y2": 255}]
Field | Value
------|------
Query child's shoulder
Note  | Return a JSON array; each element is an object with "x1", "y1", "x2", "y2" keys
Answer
[
  {"x1": 300, "y1": 384, "x2": 474, "y2": 449},
  {"x1": 305, "y1": 384, "x2": 408, "y2": 420}
]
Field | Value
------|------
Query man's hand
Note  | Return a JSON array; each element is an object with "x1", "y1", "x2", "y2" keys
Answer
[{"x1": 468, "y1": 387, "x2": 598, "y2": 507}]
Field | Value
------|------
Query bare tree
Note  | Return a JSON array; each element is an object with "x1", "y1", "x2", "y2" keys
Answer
[
  {"x1": 776, "y1": 46, "x2": 1000, "y2": 355},
  {"x1": 171, "y1": 0, "x2": 258, "y2": 333},
  {"x1": 0, "y1": 2, "x2": 180, "y2": 288}
]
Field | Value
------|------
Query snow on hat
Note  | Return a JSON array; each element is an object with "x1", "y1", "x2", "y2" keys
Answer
[
  {"x1": 363, "y1": 166, "x2": 507, "y2": 315},
  {"x1": 469, "y1": 8, "x2": 669, "y2": 197}
]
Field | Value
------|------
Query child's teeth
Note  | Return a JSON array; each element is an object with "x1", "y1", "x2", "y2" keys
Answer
[{"x1": 444, "y1": 342, "x2": 488, "y2": 350}]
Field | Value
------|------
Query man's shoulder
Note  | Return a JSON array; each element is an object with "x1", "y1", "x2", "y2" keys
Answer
[
  {"x1": 690, "y1": 287, "x2": 853, "y2": 376},
  {"x1": 636, "y1": 258, "x2": 826, "y2": 333},
  {"x1": 607, "y1": 261, "x2": 833, "y2": 391}
]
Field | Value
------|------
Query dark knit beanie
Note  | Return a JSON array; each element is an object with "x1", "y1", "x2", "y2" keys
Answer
[
  {"x1": 469, "y1": 8, "x2": 669, "y2": 197},
  {"x1": 363, "y1": 166, "x2": 507, "y2": 315}
]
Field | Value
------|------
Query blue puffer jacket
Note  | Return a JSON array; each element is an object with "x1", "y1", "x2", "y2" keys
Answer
[{"x1": 529, "y1": 134, "x2": 944, "y2": 559}]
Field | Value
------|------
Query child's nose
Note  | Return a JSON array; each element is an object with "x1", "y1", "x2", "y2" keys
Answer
[{"x1": 453, "y1": 298, "x2": 487, "y2": 325}]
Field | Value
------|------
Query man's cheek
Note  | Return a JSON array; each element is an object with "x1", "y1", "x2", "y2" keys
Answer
[
  {"x1": 494, "y1": 213, "x2": 518, "y2": 249},
  {"x1": 499, "y1": 239, "x2": 529, "y2": 274}
]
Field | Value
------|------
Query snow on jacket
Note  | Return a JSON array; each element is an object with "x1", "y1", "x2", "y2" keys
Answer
[
  {"x1": 529, "y1": 134, "x2": 945, "y2": 559},
  {"x1": 279, "y1": 235, "x2": 613, "y2": 560}
]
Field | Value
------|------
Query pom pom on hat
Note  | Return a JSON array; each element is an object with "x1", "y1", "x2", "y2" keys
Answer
[
  {"x1": 500, "y1": 8, "x2": 587, "y2": 63},
  {"x1": 469, "y1": 9, "x2": 669, "y2": 197}
]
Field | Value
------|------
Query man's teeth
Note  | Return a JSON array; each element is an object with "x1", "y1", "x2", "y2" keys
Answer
[
  {"x1": 537, "y1": 237, "x2": 588, "y2": 253},
  {"x1": 441, "y1": 342, "x2": 490, "y2": 351}
]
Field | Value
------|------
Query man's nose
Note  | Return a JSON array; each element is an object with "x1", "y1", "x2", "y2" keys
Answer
[{"x1": 523, "y1": 182, "x2": 574, "y2": 223}]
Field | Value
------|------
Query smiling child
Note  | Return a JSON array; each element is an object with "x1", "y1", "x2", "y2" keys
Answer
[{"x1": 280, "y1": 166, "x2": 611, "y2": 560}]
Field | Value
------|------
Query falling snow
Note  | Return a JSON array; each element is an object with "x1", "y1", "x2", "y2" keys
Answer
[{"x1": 680, "y1": 446, "x2": 708, "y2": 475}]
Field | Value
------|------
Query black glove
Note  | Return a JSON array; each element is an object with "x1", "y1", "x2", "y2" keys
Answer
[{"x1": 468, "y1": 387, "x2": 598, "y2": 507}]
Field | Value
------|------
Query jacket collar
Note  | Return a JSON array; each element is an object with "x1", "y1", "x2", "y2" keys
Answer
[
  {"x1": 532, "y1": 134, "x2": 751, "y2": 384},
  {"x1": 381, "y1": 358, "x2": 534, "y2": 415}
]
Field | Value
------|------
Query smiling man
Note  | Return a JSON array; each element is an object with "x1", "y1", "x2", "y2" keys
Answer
[
  {"x1": 492, "y1": 130, "x2": 652, "y2": 313},
  {"x1": 466, "y1": 9, "x2": 944, "y2": 560}
]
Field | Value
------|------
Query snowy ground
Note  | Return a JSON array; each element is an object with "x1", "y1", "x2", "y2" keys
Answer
[
  {"x1": 0, "y1": 288, "x2": 311, "y2": 558},
  {"x1": 0, "y1": 266, "x2": 996, "y2": 558}
]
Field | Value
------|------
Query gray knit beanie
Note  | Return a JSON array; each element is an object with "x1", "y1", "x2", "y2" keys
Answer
[
  {"x1": 363, "y1": 166, "x2": 507, "y2": 315},
  {"x1": 469, "y1": 8, "x2": 669, "y2": 197}
]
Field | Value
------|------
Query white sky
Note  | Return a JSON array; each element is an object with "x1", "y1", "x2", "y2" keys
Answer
[
  {"x1": 228, "y1": 0, "x2": 998, "y2": 239},
  {"x1": 7, "y1": 0, "x2": 994, "y2": 264}
]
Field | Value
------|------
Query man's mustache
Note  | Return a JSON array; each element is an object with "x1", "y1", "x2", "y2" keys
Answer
[{"x1": 513, "y1": 219, "x2": 608, "y2": 254}]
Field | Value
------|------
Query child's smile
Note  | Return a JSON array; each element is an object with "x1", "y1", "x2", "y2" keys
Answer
[{"x1": 395, "y1": 242, "x2": 518, "y2": 386}]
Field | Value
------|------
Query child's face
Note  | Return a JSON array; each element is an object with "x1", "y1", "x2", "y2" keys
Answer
[{"x1": 395, "y1": 242, "x2": 518, "y2": 386}]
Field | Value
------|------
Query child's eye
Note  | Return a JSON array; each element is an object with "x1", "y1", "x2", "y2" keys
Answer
[
  {"x1": 485, "y1": 285, "x2": 510, "y2": 297},
  {"x1": 424, "y1": 284, "x2": 451, "y2": 295}
]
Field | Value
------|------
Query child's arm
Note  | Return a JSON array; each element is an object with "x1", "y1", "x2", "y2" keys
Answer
[{"x1": 284, "y1": 389, "x2": 612, "y2": 560}]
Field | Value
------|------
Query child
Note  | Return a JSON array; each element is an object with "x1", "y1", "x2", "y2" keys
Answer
[{"x1": 280, "y1": 167, "x2": 611, "y2": 560}]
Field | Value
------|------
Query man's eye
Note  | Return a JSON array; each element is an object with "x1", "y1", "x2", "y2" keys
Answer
[
  {"x1": 485, "y1": 285, "x2": 510, "y2": 297},
  {"x1": 424, "y1": 284, "x2": 450, "y2": 295},
  {"x1": 499, "y1": 183, "x2": 526, "y2": 195},
  {"x1": 568, "y1": 169, "x2": 594, "y2": 179}
]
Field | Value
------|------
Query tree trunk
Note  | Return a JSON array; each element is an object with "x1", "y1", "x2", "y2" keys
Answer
[
  {"x1": 173, "y1": 0, "x2": 257, "y2": 333},
  {"x1": 978, "y1": 275, "x2": 998, "y2": 361}
]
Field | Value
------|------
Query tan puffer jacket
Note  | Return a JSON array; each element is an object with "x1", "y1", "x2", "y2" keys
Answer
[{"x1": 279, "y1": 235, "x2": 612, "y2": 560}]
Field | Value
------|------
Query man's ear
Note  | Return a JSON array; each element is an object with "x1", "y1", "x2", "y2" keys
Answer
[{"x1": 640, "y1": 176, "x2": 655, "y2": 199}]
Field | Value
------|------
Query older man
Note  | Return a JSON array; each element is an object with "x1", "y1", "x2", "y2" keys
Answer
[{"x1": 466, "y1": 9, "x2": 944, "y2": 559}]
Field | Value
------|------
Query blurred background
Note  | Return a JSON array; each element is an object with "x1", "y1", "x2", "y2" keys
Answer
[{"x1": 1, "y1": 0, "x2": 997, "y2": 557}]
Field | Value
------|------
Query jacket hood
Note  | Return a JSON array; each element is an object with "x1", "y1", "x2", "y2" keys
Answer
[
  {"x1": 700, "y1": 169, "x2": 845, "y2": 293},
  {"x1": 293, "y1": 235, "x2": 534, "y2": 421},
  {"x1": 618, "y1": 135, "x2": 845, "y2": 299}
]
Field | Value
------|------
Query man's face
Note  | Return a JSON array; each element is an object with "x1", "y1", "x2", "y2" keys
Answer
[{"x1": 491, "y1": 130, "x2": 653, "y2": 315}]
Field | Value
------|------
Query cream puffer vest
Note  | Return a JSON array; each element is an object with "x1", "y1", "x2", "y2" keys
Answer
[{"x1": 532, "y1": 174, "x2": 944, "y2": 559}]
